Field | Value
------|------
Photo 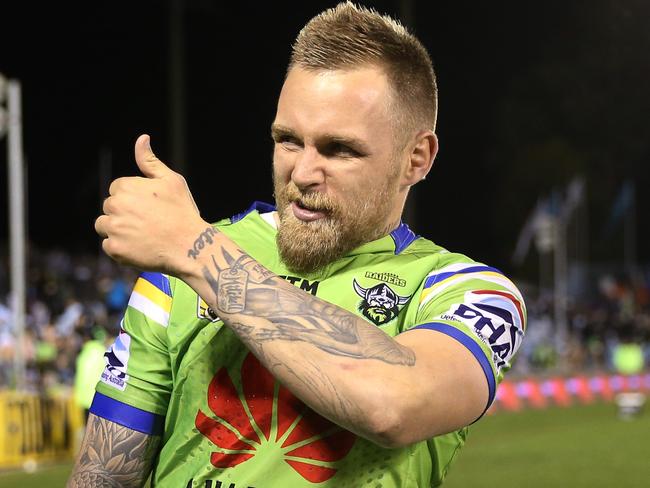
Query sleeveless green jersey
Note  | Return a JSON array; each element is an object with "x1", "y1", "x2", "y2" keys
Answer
[{"x1": 92, "y1": 202, "x2": 526, "y2": 487}]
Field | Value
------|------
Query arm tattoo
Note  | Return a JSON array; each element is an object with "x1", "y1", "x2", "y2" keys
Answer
[
  {"x1": 198, "y1": 242, "x2": 415, "y2": 367},
  {"x1": 187, "y1": 226, "x2": 217, "y2": 259},
  {"x1": 67, "y1": 414, "x2": 160, "y2": 488}
]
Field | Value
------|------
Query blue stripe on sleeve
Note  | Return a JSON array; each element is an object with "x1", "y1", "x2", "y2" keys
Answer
[
  {"x1": 409, "y1": 322, "x2": 496, "y2": 420},
  {"x1": 89, "y1": 392, "x2": 165, "y2": 435},
  {"x1": 423, "y1": 265, "x2": 505, "y2": 289},
  {"x1": 140, "y1": 272, "x2": 172, "y2": 297}
]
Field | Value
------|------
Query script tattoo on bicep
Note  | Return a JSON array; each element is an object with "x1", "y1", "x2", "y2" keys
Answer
[
  {"x1": 67, "y1": 414, "x2": 160, "y2": 488},
  {"x1": 200, "y1": 245, "x2": 415, "y2": 367}
]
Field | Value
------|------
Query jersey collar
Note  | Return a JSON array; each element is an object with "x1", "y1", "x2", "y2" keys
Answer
[{"x1": 232, "y1": 201, "x2": 419, "y2": 255}]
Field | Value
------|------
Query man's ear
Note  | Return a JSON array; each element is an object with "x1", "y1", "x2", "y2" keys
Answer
[{"x1": 402, "y1": 131, "x2": 438, "y2": 186}]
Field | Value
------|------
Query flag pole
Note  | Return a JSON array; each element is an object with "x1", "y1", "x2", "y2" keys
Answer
[
  {"x1": 553, "y1": 197, "x2": 568, "y2": 370},
  {"x1": 6, "y1": 79, "x2": 27, "y2": 391}
]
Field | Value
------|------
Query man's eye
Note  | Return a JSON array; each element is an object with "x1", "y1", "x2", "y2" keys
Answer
[
  {"x1": 277, "y1": 136, "x2": 302, "y2": 149},
  {"x1": 326, "y1": 143, "x2": 360, "y2": 158}
]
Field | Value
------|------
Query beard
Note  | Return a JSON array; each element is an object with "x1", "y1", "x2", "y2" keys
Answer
[{"x1": 273, "y1": 173, "x2": 400, "y2": 275}]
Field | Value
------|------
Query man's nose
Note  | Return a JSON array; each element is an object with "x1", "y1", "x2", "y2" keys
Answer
[{"x1": 291, "y1": 146, "x2": 326, "y2": 190}]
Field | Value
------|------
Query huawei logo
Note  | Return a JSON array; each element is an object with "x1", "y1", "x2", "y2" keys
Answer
[{"x1": 195, "y1": 353, "x2": 357, "y2": 483}]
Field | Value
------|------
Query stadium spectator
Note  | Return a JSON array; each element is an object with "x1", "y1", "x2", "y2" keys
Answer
[
  {"x1": 55, "y1": 295, "x2": 84, "y2": 337},
  {"x1": 0, "y1": 247, "x2": 131, "y2": 391},
  {"x1": 74, "y1": 325, "x2": 110, "y2": 421},
  {"x1": 70, "y1": 3, "x2": 527, "y2": 487},
  {"x1": 612, "y1": 324, "x2": 646, "y2": 419}
]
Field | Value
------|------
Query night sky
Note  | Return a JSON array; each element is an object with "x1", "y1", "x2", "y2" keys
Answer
[{"x1": 1, "y1": 0, "x2": 649, "y2": 284}]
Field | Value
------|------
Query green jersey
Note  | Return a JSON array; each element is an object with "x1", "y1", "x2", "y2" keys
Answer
[{"x1": 92, "y1": 202, "x2": 526, "y2": 487}]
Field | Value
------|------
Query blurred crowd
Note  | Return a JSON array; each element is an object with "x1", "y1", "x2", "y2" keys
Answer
[
  {"x1": 0, "y1": 246, "x2": 137, "y2": 393},
  {"x1": 512, "y1": 272, "x2": 650, "y2": 377},
  {"x1": 0, "y1": 247, "x2": 648, "y2": 392}
]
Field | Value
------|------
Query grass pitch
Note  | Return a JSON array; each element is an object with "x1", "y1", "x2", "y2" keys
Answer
[
  {"x1": 443, "y1": 401, "x2": 650, "y2": 488},
  {"x1": 1, "y1": 402, "x2": 647, "y2": 487}
]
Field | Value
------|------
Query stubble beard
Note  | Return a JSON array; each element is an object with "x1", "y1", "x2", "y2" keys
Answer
[{"x1": 273, "y1": 175, "x2": 399, "y2": 275}]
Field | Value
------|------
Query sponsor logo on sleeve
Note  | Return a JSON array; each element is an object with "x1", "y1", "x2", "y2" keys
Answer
[
  {"x1": 100, "y1": 328, "x2": 131, "y2": 391},
  {"x1": 444, "y1": 290, "x2": 525, "y2": 371}
]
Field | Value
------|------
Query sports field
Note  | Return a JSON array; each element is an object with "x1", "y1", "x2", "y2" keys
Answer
[
  {"x1": 1, "y1": 402, "x2": 647, "y2": 487},
  {"x1": 444, "y1": 402, "x2": 649, "y2": 488}
]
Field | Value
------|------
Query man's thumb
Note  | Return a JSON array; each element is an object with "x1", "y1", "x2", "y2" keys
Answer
[{"x1": 134, "y1": 134, "x2": 172, "y2": 178}]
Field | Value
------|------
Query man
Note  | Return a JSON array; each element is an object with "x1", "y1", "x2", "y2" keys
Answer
[{"x1": 69, "y1": 2, "x2": 526, "y2": 487}]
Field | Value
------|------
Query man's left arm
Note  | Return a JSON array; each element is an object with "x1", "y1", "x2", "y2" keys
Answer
[{"x1": 95, "y1": 135, "x2": 492, "y2": 448}]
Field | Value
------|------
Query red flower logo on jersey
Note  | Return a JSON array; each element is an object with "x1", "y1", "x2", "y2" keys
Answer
[{"x1": 195, "y1": 353, "x2": 357, "y2": 482}]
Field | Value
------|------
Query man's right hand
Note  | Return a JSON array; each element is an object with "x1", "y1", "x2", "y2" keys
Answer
[{"x1": 95, "y1": 134, "x2": 207, "y2": 277}]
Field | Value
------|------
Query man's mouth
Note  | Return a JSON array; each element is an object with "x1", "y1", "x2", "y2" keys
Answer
[{"x1": 290, "y1": 200, "x2": 328, "y2": 222}]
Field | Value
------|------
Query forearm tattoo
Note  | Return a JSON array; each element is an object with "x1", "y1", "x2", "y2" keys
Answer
[
  {"x1": 189, "y1": 229, "x2": 418, "y2": 431},
  {"x1": 67, "y1": 414, "x2": 160, "y2": 488},
  {"x1": 187, "y1": 226, "x2": 217, "y2": 259},
  {"x1": 197, "y1": 238, "x2": 415, "y2": 367}
]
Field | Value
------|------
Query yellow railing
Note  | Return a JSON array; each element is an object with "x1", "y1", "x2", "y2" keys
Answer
[{"x1": 0, "y1": 389, "x2": 85, "y2": 469}]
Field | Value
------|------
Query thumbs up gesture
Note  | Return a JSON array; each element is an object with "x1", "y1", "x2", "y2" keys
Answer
[{"x1": 95, "y1": 134, "x2": 208, "y2": 276}]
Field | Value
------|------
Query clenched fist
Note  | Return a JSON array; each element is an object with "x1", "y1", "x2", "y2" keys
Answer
[{"x1": 95, "y1": 134, "x2": 208, "y2": 276}]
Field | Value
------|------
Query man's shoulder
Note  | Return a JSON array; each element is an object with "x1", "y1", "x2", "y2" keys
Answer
[
  {"x1": 409, "y1": 235, "x2": 504, "y2": 270},
  {"x1": 406, "y1": 241, "x2": 525, "y2": 307},
  {"x1": 403, "y1": 237, "x2": 487, "y2": 272}
]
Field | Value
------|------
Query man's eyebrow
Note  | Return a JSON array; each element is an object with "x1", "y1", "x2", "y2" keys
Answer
[{"x1": 270, "y1": 124, "x2": 296, "y2": 139}]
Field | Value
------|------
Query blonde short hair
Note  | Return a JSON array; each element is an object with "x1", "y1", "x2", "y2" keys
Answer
[{"x1": 289, "y1": 1, "x2": 438, "y2": 139}]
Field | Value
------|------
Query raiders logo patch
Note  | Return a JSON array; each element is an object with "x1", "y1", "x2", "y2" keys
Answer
[{"x1": 353, "y1": 279, "x2": 410, "y2": 326}]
